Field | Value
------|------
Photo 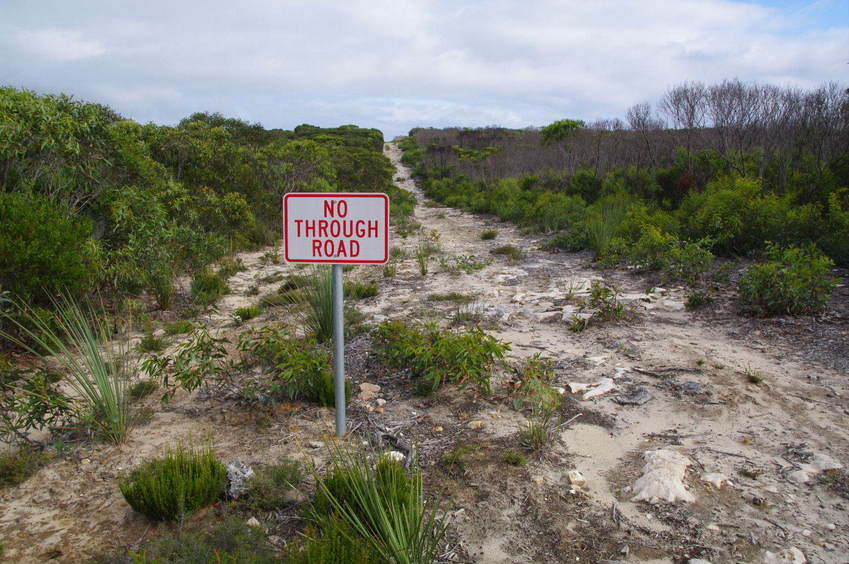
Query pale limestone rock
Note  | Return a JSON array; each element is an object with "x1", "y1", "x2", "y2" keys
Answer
[{"x1": 632, "y1": 449, "x2": 695, "y2": 504}]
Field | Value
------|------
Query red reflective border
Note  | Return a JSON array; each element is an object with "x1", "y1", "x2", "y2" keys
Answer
[{"x1": 283, "y1": 192, "x2": 390, "y2": 264}]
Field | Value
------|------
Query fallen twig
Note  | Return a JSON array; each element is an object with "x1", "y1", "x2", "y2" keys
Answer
[{"x1": 556, "y1": 413, "x2": 582, "y2": 430}]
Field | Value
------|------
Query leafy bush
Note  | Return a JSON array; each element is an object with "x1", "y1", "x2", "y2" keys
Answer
[
  {"x1": 216, "y1": 256, "x2": 246, "y2": 278},
  {"x1": 738, "y1": 243, "x2": 837, "y2": 316},
  {"x1": 310, "y1": 448, "x2": 446, "y2": 564},
  {"x1": 128, "y1": 380, "x2": 158, "y2": 401},
  {"x1": 243, "y1": 460, "x2": 303, "y2": 512},
  {"x1": 491, "y1": 245, "x2": 524, "y2": 261},
  {"x1": 131, "y1": 517, "x2": 276, "y2": 563},
  {"x1": 480, "y1": 229, "x2": 498, "y2": 240},
  {"x1": 233, "y1": 305, "x2": 262, "y2": 323},
  {"x1": 164, "y1": 320, "x2": 194, "y2": 335},
  {"x1": 137, "y1": 330, "x2": 168, "y2": 353},
  {"x1": 0, "y1": 192, "x2": 100, "y2": 304},
  {"x1": 0, "y1": 446, "x2": 47, "y2": 488},
  {"x1": 373, "y1": 321, "x2": 509, "y2": 395},
  {"x1": 345, "y1": 281, "x2": 378, "y2": 299},
  {"x1": 119, "y1": 444, "x2": 226, "y2": 522},
  {"x1": 191, "y1": 269, "x2": 230, "y2": 306},
  {"x1": 238, "y1": 327, "x2": 350, "y2": 407},
  {"x1": 141, "y1": 328, "x2": 230, "y2": 401},
  {"x1": 287, "y1": 513, "x2": 379, "y2": 563}
]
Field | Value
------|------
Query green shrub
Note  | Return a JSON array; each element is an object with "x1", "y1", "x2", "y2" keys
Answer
[
  {"x1": 119, "y1": 444, "x2": 226, "y2": 521},
  {"x1": 428, "y1": 292, "x2": 475, "y2": 304},
  {"x1": 480, "y1": 229, "x2": 498, "y2": 240},
  {"x1": 0, "y1": 192, "x2": 100, "y2": 304},
  {"x1": 191, "y1": 269, "x2": 230, "y2": 306},
  {"x1": 373, "y1": 321, "x2": 509, "y2": 395},
  {"x1": 233, "y1": 305, "x2": 262, "y2": 322},
  {"x1": 128, "y1": 380, "x2": 158, "y2": 401},
  {"x1": 137, "y1": 330, "x2": 168, "y2": 353},
  {"x1": 216, "y1": 256, "x2": 246, "y2": 278},
  {"x1": 491, "y1": 245, "x2": 525, "y2": 261},
  {"x1": 132, "y1": 517, "x2": 276, "y2": 563},
  {"x1": 0, "y1": 446, "x2": 47, "y2": 488},
  {"x1": 310, "y1": 448, "x2": 446, "y2": 564},
  {"x1": 503, "y1": 450, "x2": 527, "y2": 467},
  {"x1": 243, "y1": 460, "x2": 303, "y2": 512},
  {"x1": 345, "y1": 281, "x2": 379, "y2": 299},
  {"x1": 164, "y1": 320, "x2": 194, "y2": 335},
  {"x1": 286, "y1": 513, "x2": 379, "y2": 563},
  {"x1": 141, "y1": 328, "x2": 229, "y2": 401},
  {"x1": 237, "y1": 327, "x2": 350, "y2": 407},
  {"x1": 738, "y1": 243, "x2": 837, "y2": 316}
]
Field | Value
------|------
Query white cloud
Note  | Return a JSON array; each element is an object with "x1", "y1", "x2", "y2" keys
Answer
[
  {"x1": 0, "y1": 0, "x2": 845, "y2": 137},
  {"x1": 14, "y1": 28, "x2": 105, "y2": 62}
]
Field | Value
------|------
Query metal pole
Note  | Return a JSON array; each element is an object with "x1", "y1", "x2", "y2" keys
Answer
[{"x1": 332, "y1": 264, "x2": 346, "y2": 437}]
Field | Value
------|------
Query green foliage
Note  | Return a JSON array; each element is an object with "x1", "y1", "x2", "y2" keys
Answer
[
  {"x1": 345, "y1": 281, "x2": 378, "y2": 300},
  {"x1": 0, "y1": 192, "x2": 100, "y2": 304},
  {"x1": 480, "y1": 229, "x2": 498, "y2": 240},
  {"x1": 191, "y1": 269, "x2": 230, "y2": 306},
  {"x1": 0, "y1": 363, "x2": 73, "y2": 445},
  {"x1": 119, "y1": 444, "x2": 227, "y2": 522},
  {"x1": 540, "y1": 119, "x2": 585, "y2": 146},
  {"x1": 0, "y1": 294, "x2": 132, "y2": 443},
  {"x1": 131, "y1": 517, "x2": 277, "y2": 563},
  {"x1": 310, "y1": 448, "x2": 447, "y2": 564},
  {"x1": 0, "y1": 445, "x2": 47, "y2": 488},
  {"x1": 503, "y1": 450, "x2": 527, "y2": 467},
  {"x1": 164, "y1": 320, "x2": 195, "y2": 335},
  {"x1": 287, "y1": 513, "x2": 379, "y2": 563},
  {"x1": 511, "y1": 354, "x2": 561, "y2": 452},
  {"x1": 491, "y1": 245, "x2": 525, "y2": 261},
  {"x1": 373, "y1": 321, "x2": 509, "y2": 395},
  {"x1": 238, "y1": 327, "x2": 349, "y2": 407},
  {"x1": 428, "y1": 292, "x2": 476, "y2": 304},
  {"x1": 301, "y1": 267, "x2": 335, "y2": 343},
  {"x1": 137, "y1": 330, "x2": 168, "y2": 353},
  {"x1": 217, "y1": 257, "x2": 246, "y2": 278},
  {"x1": 243, "y1": 460, "x2": 303, "y2": 512},
  {"x1": 415, "y1": 246, "x2": 429, "y2": 276},
  {"x1": 441, "y1": 444, "x2": 479, "y2": 473},
  {"x1": 128, "y1": 380, "x2": 158, "y2": 402},
  {"x1": 570, "y1": 282, "x2": 628, "y2": 332},
  {"x1": 738, "y1": 244, "x2": 837, "y2": 316},
  {"x1": 141, "y1": 328, "x2": 230, "y2": 401},
  {"x1": 440, "y1": 254, "x2": 492, "y2": 274},
  {"x1": 233, "y1": 305, "x2": 262, "y2": 323}
]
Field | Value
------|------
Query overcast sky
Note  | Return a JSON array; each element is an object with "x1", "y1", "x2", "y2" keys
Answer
[{"x1": 1, "y1": 0, "x2": 847, "y2": 139}]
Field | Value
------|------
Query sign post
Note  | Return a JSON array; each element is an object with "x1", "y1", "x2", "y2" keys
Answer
[{"x1": 283, "y1": 193, "x2": 389, "y2": 437}]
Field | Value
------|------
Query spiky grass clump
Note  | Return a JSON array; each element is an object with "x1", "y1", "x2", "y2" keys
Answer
[
  {"x1": 0, "y1": 294, "x2": 132, "y2": 443},
  {"x1": 119, "y1": 444, "x2": 226, "y2": 522},
  {"x1": 310, "y1": 447, "x2": 447, "y2": 564}
]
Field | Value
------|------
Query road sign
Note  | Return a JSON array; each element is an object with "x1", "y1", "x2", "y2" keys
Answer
[
  {"x1": 283, "y1": 193, "x2": 389, "y2": 264},
  {"x1": 282, "y1": 192, "x2": 390, "y2": 437}
]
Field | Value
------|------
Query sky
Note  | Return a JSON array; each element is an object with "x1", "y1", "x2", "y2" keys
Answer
[{"x1": 1, "y1": 0, "x2": 847, "y2": 139}]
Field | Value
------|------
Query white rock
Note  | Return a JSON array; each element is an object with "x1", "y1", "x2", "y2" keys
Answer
[
  {"x1": 701, "y1": 472, "x2": 732, "y2": 489},
  {"x1": 359, "y1": 382, "x2": 381, "y2": 401},
  {"x1": 787, "y1": 452, "x2": 843, "y2": 484},
  {"x1": 660, "y1": 299, "x2": 686, "y2": 312},
  {"x1": 688, "y1": 559, "x2": 713, "y2": 564},
  {"x1": 307, "y1": 441, "x2": 324, "y2": 449},
  {"x1": 552, "y1": 386, "x2": 566, "y2": 395},
  {"x1": 246, "y1": 517, "x2": 261, "y2": 527},
  {"x1": 583, "y1": 378, "x2": 615, "y2": 400},
  {"x1": 632, "y1": 449, "x2": 695, "y2": 504},
  {"x1": 375, "y1": 398, "x2": 387, "y2": 406},
  {"x1": 567, "y1": 470, "x2": 586, "y2": 487},
  {"x1": 468, "y1": 420, "x2": 484, "y2": 430},
  {"x1": 372, "y1": 314, "x2": 388, "y2": 323},
  {"x1": 568, "y1": 382, "x2": 592, "y2": 394},
  {"x1": 762, "y1": 547, "x2": 807, "y2": 564},
  {"x1": 383, "y1": 451, "x2": 406, "y2": 464}
]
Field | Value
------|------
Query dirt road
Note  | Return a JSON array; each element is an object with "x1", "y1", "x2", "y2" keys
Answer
[{"x1": 0, "y1": 142, "x2": 846, "y2": 563}]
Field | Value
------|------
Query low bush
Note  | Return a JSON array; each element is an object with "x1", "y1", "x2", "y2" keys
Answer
[
  {"x1": 141, "y1": 328, "x2": 230, "y2": 401},
  {"x1": 128, "y1": 380, "x2": 158, "y2": 401},
  {"x1": 310, "y1": 448, "x2": 446, "y2": 564},
  {"x1": 119, "y1": 444, "x2": 227, "y2": 521},
  {"x1": 287, "y1": 513, "x2": 379, "y2": 563},
  {"x1": 243, "y1": 460, "x2": 303, "y2": 512},
  {"x1": 491, "y1": 245, "x2": 524, "y2": 261},
  {"x1": 738, "y1": 243, "x2": 837, "y2": 316},
  {"x1": 0, "y1": 446, "x2": 47, "y2": 488},
  {"x1": 233, "y1": 305, "x2": 262, "y2": 323},
  {"x1": 373, "y1": 320, "x2": 509, "y2": 395},
  {"x1": 345, "y1": 281, "x2": 379, "y2": 299},
  {"x1": 164, "y1": 320, "x2": 194, "y2": 335},
  {"x1": 131, "y1": 517, "x2": 276, "y2": 562},
  {"x1": 190, "y1": 269, "x2": 230, "y2": 306},
  {"x1": 480, "y1": 229, "x2": 498, "y2": 240},
  {"x1": 216, "y1": 256, "x2": 246, "y2": 278},
  {"x1": 428, "y1": 292, "x2": 475, "y2": 304},
  {"x1": 137, "y1": 330, "x2": 167, "y2": 353},
  {"x1": 238, "y1": 327, "x2": 350, "y2": 407}
]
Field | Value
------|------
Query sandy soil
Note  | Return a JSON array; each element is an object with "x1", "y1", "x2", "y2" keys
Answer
[{"x1": 0, "y1": 142, "x2": 847, "y2": 563}]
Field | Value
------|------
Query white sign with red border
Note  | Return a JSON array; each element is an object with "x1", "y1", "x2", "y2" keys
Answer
[{"x1": 283, "y1": 192, "x2": 389, "y2": 264}]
